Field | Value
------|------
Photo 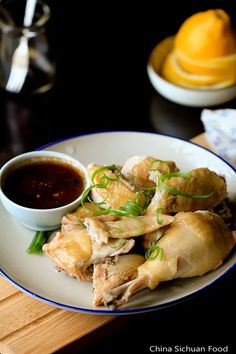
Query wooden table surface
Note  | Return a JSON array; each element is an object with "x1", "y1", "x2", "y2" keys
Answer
[{"x1": 0, "y1": 133, "x2": 213, "y2": 354}]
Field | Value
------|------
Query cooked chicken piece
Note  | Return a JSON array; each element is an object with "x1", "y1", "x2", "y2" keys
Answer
[
  {"x1": 43, "y1": 230, "x2": 93, "y2": 280},
  {"x1": 93, "y1": 254, "x2": 145, "y2": 306},
  {"x1": 72, "y1": 202, "x2": 108, "y2": 219},
  {"x1": 88, "y1": 238, "x2": 135, "y2": 275},
  {"x1": 213, "y1": 199, "x2": 233, "y2": 223},
  {"x1": 146, "y1": 167, "x2": 227, "y2": 214},
  {"x1": 121, "y1": 156, "x2": 179, "y2": 188},
  {"x1": 43, "y1": 210, "x2": 135, "y2": 280},
  {"x1": 100, "y1": 211, "x2": 236, "y2": 307},
  {"x1": 60, "y1": 203, "x2": 96, "y2": 234},
  {"x1": 142, "y1": 226, "x2": 169, "y2": 250},
  {"x1": 61, "y1": 203, "x2": 117, "y2": 235},
  {"x1": 87, "y1": 163, "x2": 137, "y2": 209},
  {"x1": 84, "y1": 213, "x2": 174, "y2": 244}
]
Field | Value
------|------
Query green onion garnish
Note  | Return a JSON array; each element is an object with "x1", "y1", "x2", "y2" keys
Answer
[
  {"x1": 91, "y1": 165, "x2": 121, "y2": 184},
  {"x1": 158, "y1": 171, "x2": 191, "y2": 184},
  {"x1": 81, "y1": 164, "x2": 157, "y2": 217},
  {"x1": 145, "y1": 245, "x2": 163, "y2": 261},
  {"x1": 158, "y1": 171, "x2": 213, "y2": 199},
  {"x1": 150, "y1": 159, "x2": 170, "y2": 174},
  {"x1": 26, "y1": 230, "x2": 52, "y2": 255},
  {"x1": 109, "y1": 240, "x2": 126, "y2": 250},
  {"x1": 159, "y1": 183, "x2": 214, "y2": 199},
  {"x1": 156, "y1": 208, "x2": 163, "y2": 224},
  {"x1": 120, "y1": 200, "x2": 143, "y2": 216}
]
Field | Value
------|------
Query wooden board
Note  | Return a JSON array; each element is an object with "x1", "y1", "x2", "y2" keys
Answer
[
  {"x1": 191, "y1": 133, "x2": 212, "y2": 150},
  {"x1": 0, "y1": 275, "x2": 115, "y2": 354},
  {"x1": 0, "y1": 133, "x2": 210, "y2": 354}
]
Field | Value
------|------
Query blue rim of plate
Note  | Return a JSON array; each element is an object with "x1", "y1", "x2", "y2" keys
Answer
[{"x1": 1, "y1": 130, "x2": 236, "y2": 315}]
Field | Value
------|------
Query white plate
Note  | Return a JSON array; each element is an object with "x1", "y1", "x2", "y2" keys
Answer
[
  {"x1": 1, "y1": 131, "x2": 236, "y2": 314},
  {"x1": 147, "y1": 37, "x2": 236, "y2": 107}
]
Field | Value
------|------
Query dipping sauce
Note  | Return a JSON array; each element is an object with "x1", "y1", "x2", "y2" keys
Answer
[{"x1": 2, "y1": 160, "x2": 85, "y2": 209}]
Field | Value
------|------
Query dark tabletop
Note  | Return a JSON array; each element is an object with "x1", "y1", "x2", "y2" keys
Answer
[
  {"x1": 0, "y1": 0, "x2": 235, "y2": 353},
  {"x1": 1, "y1": 0, "x2": 236, "y2": 167}
]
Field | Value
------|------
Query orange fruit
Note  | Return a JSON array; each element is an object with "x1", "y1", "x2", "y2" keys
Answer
[
  {"x1": 161, "y1": 9, "x2": 236, "y2": 89},
  {"x1": 162, "y1": 50, "x2": 236, "y2": 89},
  {"x1": 175, "y1": 9, "x2": 236, "y2": 60},
  {"x1": 176, "y1": 49, "x2": 236, "y2": 76}
]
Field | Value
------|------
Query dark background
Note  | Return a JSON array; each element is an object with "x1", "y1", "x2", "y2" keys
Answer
[
  {"x1": 1, "y1": 0, "x2": 236, "y2": 166},
  {"x1": 0, "y1": 0, "x2": 235, "y2": 353}
]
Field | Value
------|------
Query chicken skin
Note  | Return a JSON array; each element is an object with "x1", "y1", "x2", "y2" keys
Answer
[
  {"x1": 121, "y1": 156, "x2": 179, "y2": 188},
  {"x1": 87, "y1": 163, "x2": 137, "y2": 209},
  {"x1": 43, "y1": 204, "x2": 135, "y2": 281},
  {"x1": 84, "y1": 213, "x2": 174, "y2": 244},
  {"x1": 146, "y1": 167, "x2": 227, "y2": 214},
  {"x1": 42, "y1": 156, "x2": 235, "y2": 310},
  {"x1": 100, "y1": 211, "x2": 236, "y2": 307}
]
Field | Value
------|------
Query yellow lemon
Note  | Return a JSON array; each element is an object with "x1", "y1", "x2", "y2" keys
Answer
[
  {"x1": 175, "y1": 9, "x2": 236, "y2": 61},
  {"x1": 162, "y1": 50, "x2": 236, "y2": 89},
  {"x1": 161, "y1": 9, "x2": 236, "y2": 89},
  {"x1": 176, "y1": 48, "x2": 236, "y2": 77}
]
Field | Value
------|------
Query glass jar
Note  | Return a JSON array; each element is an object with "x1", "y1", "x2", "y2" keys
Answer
[{"x1": 0, "y1": 0, "x2": 56, "y2": 94}]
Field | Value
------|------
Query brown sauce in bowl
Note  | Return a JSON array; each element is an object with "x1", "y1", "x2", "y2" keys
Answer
[{"x1": 2, "y1": 160, "x2": 85, "y2": 209}]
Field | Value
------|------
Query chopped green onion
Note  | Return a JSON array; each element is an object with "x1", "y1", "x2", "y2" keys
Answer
[
  {"x1": 109, "y1": 189, "x2": 152, "y2": 217},
  {"x1": 109, "y1": 240, "x2": 126, "y2": 249},
  {"x1": 81, "y1": 185, "x2": 94, "y2": 207},
  {"x1": 150, "y1": 159, "x2": 170, "y2": 174},
  {"x1": 81, "y1": 183, "x2": 108, "y2": 209},
  {"x1": 91, "y1": 165, "x2": 121, "y2": 184},
  {"x1": 156, "y1": 208, "x2": 163, "y2": 224},
  {"x1": 138, "y1": 185, "x2": 157, "y2": 192},
  {"x1": 158, "y1": 171, "x2": 213, "y2": 199},
  {"x1": 158, "y1": 171, "x2": 191, "y2": 184},
  {"x1": 98, "y1": 175, "x2": 111, "y2": 188},
  {"x1": 120, "y1": 200, "x2": 143, "y2": 216},
  {"x1": 26, "y1": 230, "x2": 52, "y2": 254},
  {"x1": 159, "y1": 183, "x2": 214, "y2": 199},
  {"x1": 82, "y1": 165, "x2": 154, "y2": 217},
  {"x1": 145, "y1": 245, "x2": 163, "y2": 261}
]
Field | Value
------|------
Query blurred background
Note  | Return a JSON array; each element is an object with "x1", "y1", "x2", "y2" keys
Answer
[{"x1": 0, "y1": 0, "x2": 236, "y2": 166}]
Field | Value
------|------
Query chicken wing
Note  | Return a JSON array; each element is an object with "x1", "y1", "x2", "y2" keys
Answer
[
  {"x1": 101, "y1": 211, "x2": 236, "y2": 307},
  {"x1": 121, "y1": 155, "x2": 179, "y2": 188},
  {"x1": 146, "y1": 167, "x2": 227, "y2": 214},
  {"x1": 84, "y1": 213, "x2": 174, "y2": 244},
  {"x1": 43, "y1": 206, "x2": 135, "y2": 281},
  {"x1": 87, "y1": 163, "x2": 137, "y2": 209}
]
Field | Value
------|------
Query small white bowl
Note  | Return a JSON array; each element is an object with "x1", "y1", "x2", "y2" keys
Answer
[
  {"x1": 147, "y1": 36, "x2": 236, "y2": 107},
  {"x1": 0, "y1": 151, "x2": 90, "y2": 231}
]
